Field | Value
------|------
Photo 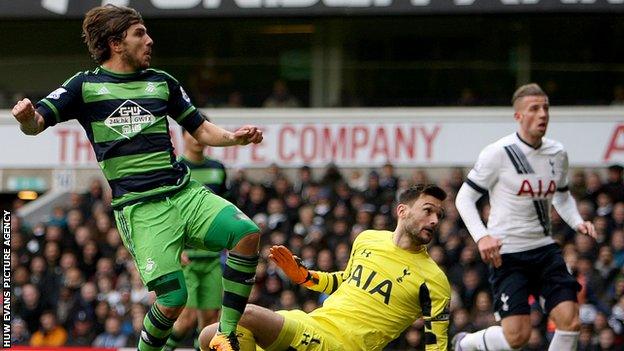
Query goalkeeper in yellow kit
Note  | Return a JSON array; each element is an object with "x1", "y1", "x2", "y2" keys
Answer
[{"x1": 200, "y1": 184, "x2": 451, "y2": 351}]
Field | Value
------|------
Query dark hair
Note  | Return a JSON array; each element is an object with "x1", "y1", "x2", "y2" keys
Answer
[
  {"x1": 398, "y1": 184, "x2": 447, "y2": 205},
  {"x1": 82, "y1": 5, "x2": 143, "y2": 64},
  {"x1": 511, "y1": 83, "x2": 547, "y2": 105}
]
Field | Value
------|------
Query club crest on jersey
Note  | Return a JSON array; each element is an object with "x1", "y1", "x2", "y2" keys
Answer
[
  {"x1": 517, "y1": 179, "x2": 556, "y2": 198},
  {"x1": 104, "y1": 100, "x2": 156, "y2": 139}
]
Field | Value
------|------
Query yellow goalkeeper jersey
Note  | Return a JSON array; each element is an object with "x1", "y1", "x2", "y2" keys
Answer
[{"x1": 307, "y1": 230, "x2": 451, "y2": 351}]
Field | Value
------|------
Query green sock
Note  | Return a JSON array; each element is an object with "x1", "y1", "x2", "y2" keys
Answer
[
  {"x1": 138, "y1": 304, "x2": 176, "y2": 351},
  {"x1": 219, "y1": 253, "x2": 258, "y2": 334}
]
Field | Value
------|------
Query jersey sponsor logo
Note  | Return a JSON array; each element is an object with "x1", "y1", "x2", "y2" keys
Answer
[
  {"x1": 516, "y1": 179, "x2": 556, "y2": 198},
  {"x1": 347, "y1": 264, "x2": 393, "y2": 305},
  {"x1": 104, "y1": 100, "x2": 157, "y2": 139},
  {"x1": 46, "y1": 87, "x2": 67, "y2": 100},
  {"x1": 361, "y1": 249, "x2": 372, "y2": 257},
  {"x1": 180, "y1": 87, "x2": 191, "y2": 103}
]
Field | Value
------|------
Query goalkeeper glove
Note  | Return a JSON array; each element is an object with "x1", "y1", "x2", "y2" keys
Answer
[{"x1": 269, "y1": 245, "x2": 318, "y2": 286}]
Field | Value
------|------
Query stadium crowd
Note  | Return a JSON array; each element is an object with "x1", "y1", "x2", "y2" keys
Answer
[{"x1": 9, "y1": 162, "x2": 624, "y2": 350}]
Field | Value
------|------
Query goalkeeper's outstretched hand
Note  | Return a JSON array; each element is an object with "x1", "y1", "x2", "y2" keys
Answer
[{"x1": 269, "y1": 245, "x2": 317, "y2": 286}]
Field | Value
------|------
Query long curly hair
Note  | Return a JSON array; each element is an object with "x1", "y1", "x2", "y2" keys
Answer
[{"x1": 82, "y1": 5, "x2": 143, "y2": 64}]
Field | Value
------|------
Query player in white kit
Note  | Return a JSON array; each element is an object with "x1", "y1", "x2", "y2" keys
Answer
[{"x1": 453, "y1": 83, "x2": 596, "y2": 351}]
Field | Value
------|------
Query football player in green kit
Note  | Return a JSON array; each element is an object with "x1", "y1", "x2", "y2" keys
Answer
[{"x1": 12, "y1": 5, "x2": 259, "y2": 351}]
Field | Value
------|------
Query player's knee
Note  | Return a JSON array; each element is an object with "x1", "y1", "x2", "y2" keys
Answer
[
  {"x1": 504, "y1": 327, "x2": 531, "y2": 349},
  {"x1": 557, "y1": 314, "x2": 581, "y2": 331},
  {"x1": 149, "y1": 271, "x2": 188, "y2": 316},
  {"x1": 199, "y1": 323, "x2": 218, "y2": 350},
  {"x1": 238, "y1": 304, "x2": 259, "y2": 326},
  {"x1": 155, "y1": 285, "x2": 188, "y2": 315}
]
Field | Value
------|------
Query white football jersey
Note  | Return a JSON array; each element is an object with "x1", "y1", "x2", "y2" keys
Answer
[{"x1": 465, "y1": 133, "x2": 570, "y2": 253}]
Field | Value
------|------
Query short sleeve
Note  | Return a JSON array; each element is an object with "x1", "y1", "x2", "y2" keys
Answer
[{"x1": 35, "y1": 72, "x2": 84, "y2": 128}]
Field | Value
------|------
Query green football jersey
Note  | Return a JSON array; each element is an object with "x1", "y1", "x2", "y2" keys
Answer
[{"x1": 36, "y1": 66, "x2": 205, "y2": 208}]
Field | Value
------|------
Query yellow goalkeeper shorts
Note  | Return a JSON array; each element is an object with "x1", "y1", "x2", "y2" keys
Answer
[{"x1": 263, "y1": 310, "x2": 343, "y2": 351}]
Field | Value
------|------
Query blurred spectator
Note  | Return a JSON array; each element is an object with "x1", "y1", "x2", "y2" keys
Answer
[
  {"x1": 457, "y1": 87, "x2": 479, "y2": 106},
  {"x1": 379, "y1": 163, "x2": 399, "y2": 192},
  {"x1": 347, "y1": 169, "x2": 368, "y2": 192},
  {"x1": 570, "y1": 170, "x2": 587, "y2": 200},
  {"x1": 450, "y1": 308, "x2": 474, "y2": 335},
  {"x1": 92, "y1": 316, "x2": 127, "y2": 348},
  {"x1": 55, "y1": 286, "x2": 79, "y2": 327},
  {"x1": 293, "y1": 165, "x2": 314, "y2": 195},
  {"x1": 67, "y1": 309, "x2": 96, "y2": 345},
  {"x1": 223, "y1": 90, "x2": 245, "y2": 107},
  {"x1": 596, "y1": 327, "x2": 617, "y2": 351},
  {"x1": 585, "y1": 172, "x2": 604, "y2": 206},
  {"x1": 263, "y1": 79, "x2": 300, "y2": 108},
  {"x1": 578, "y1": 325, "x2": 594, "y2": 351},
  {"x1": 243, "y1": 184, "x2": 268, "y2": 218},
  {"x1": 611, "y1": 85, "x2": 624, "y2": 105},
  {"x1": 602, "y1": 165, "x2": 624, "y2": 203},
  {"x1": 30, "y1": 311, "x2": 68, "y2": 347},
  {"x1": 11, "y1": 318, "x2": 30, "y2": 345},
  {"x1": 320, "y1": 163, "x2": 343, "y2": 188},
  {"x1": 525, "y1": 327, "x2": 547, "y2": 351},
  {"x1": 471, "y1": 291, "x2": 496, "y2": 330},
  {"x1": 15, "y1": 283, "x2": 46, "y2": 334}
]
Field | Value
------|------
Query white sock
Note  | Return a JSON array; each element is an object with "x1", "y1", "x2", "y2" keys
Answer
[
  {"x1": 548, "y1": 329, "x2": 579, "y2": 351},
  {"x1": 460, "y1": 326, "x2": 515, "y2": 351}
]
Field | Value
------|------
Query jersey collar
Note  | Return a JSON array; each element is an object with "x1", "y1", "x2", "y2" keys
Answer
[
  {"x1": 515, "y1": 132, "x2": 542, "y2": 150},
  {"x1": 98, "y1": 65, "x2": 142, "y2": 78}
]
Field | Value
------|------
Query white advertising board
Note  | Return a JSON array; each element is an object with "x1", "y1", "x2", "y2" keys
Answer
[{"x1": 1, "y1": 107, "x2": 622, "y2": 168}]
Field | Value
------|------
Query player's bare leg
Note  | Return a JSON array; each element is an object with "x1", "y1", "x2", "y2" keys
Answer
[
  {"x1": 547, "y1": 301, "x2": 580, "y2": 351},
  {"x1": 165, "y1": 306, "x2": 197, "y2": 350}
]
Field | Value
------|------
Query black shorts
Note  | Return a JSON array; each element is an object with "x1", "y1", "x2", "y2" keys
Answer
[{"x1": 489, "y1": 243, "x2": 580, "y2": 319}]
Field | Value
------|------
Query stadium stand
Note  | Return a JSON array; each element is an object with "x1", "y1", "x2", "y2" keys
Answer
[{"x1": 9, "y1": 163, "x2": 624, "y2": 350}]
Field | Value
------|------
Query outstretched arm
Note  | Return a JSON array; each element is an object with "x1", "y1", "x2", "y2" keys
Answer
[
  {"x1": 269, "y1": 245, "x2": 347, "y2": 295},
  {"x1": 191, "y1": 120, "x2": 263, "y2": 147},
  {"x1": 12, "y1": 98, "x2": 45, "y2": 135}
]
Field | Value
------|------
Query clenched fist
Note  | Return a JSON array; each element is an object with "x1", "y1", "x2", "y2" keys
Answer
[{"x1": 12, "y1": 98, "x2": 42, "y2": 135}]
